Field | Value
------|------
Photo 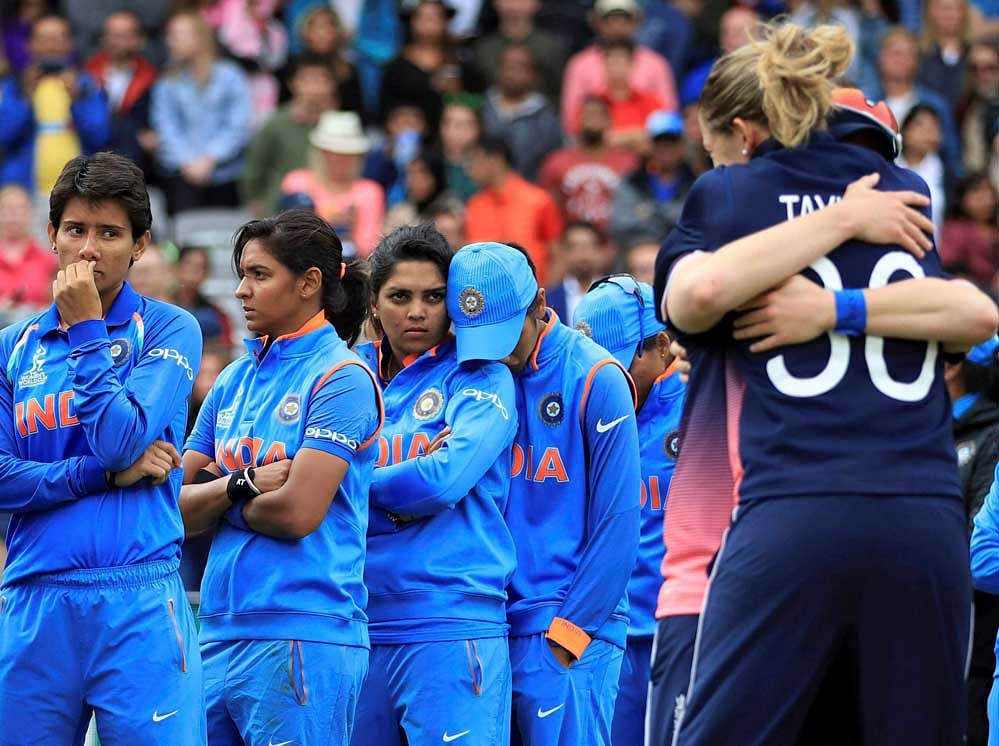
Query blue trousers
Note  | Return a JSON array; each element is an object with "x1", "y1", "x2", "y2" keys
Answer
[
  {"x1": 612, "y1": 635, "x2": 654, "y2": 746},
  {"x1": 510, "y1": 632, "x2": 624, "y2": 746},
  {"x1": 647, "y1": 615, "x2": 698, "y2": 746},
  {"x1": 352, "y1": 637, "x2": 511, "y2": 746},
  {"x1": 203, "y1": 639, "x2": 367, "y2": 746},
  {"x1": 0, "y1": 559, "x2": 205, "y2": 745},
  {"x1": 674, "y1": 496, "x2": 971, "y2": 746}
]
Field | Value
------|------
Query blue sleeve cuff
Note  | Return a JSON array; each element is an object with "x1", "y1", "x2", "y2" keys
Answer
[
  {"x1": 67, "y1": 319, "x2": 108, "y2": 349},
  {"x1": 78, "y1": 457, "x2": 109, "y2": 495}
]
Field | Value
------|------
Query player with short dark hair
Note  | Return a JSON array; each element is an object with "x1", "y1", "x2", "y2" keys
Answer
[
  {"x1": 180, "y1": 210, "x2": 382, "y2": 746},
  {"x1": 0, "y1": 152, "x2": 205, "y2": 744}
]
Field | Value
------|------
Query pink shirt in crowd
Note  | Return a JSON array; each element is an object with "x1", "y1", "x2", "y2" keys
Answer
[
  {"x1": 280, "y1": 170, "x2": 385, "y2": 258},
  {"x1": 560, "y1": 44, "x2": 678, "y2": 136},
  {"x1": 0, "y1": 239, "x2": 57, "y2": 307}
]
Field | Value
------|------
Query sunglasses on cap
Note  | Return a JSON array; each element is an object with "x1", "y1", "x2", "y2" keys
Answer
[{"x1": 587, "y1": 272, "x2": 649, "y2": 361}]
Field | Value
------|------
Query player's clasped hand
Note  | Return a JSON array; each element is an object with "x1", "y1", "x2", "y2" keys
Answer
[
  {"x1": 732, "y1": 275, "x2": 835, "y2": 352},
  {"x1": 53, "y1": 260, "x2": 103, "y2": 326},
  {"x1": 250, "y1": 459, "x2": 293, "y2": 493},
  {"x1": 114, "y1": 440, "x2": 182, "y2": 487},
  {"x1": 839, "y1": 173, "x2": 936, "y2": 259}
]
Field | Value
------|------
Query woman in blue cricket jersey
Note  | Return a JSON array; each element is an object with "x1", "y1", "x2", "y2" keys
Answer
[
  {"x1": 352, "y1": 224, "x2": 518, "y2": 746},
  {"x1": 0, "y1": 152, "x2": 206, "y2": 745},
  {"x1": 571, "y1": 275, "x2": 684, "y2": 746},
  {"x1": 658, "y1": 23, "x2": 999, "y2": 746},
  {"x1": 179, "y1": 210, "x2": 383, "y2": 746}
]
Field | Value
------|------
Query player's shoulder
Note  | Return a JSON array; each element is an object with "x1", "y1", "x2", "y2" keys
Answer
[
  {"x1": 453, "y1": 358, "x2": 515, "y2": 396},
  {"x1": 566, "y1": 330, "x2": 631, "y2": 386},
  {"x1": 0, "y1": 310, "x2": 48, "y2": 349},
  {"x1": 888, "y1": 162, "x2": 931, "y2": 198},
  {"x1": 139, "y1": 296, "x2": 201, "y2": 336}
]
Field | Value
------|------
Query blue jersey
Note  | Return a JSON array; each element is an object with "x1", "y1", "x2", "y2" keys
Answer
[
  {"x1": 661, "y1": 134, "x2": 959, "y2": 503},
  {"x1": 0, "y1": 283, "x2": 202, "y2": 586},
  {"x1": 185, "y1": 313, "x2": 382, "y2": 649},
  {"x1": 506, "y1": 311, "x2": 641, "y2": 649},
  {"x1": 356, "y1": 337, "x2": 518, "y2": 643},
  {"x1": 630, "y1": 369, "x2": 685, "y2": 637}
]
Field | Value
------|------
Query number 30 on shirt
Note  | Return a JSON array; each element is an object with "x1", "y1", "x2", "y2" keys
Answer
[{"x1": 766, "y1": 252, "x2": 937, "y2": 402}]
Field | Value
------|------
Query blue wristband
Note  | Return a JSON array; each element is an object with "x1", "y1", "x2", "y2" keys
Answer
[{"x1": 834, "y1": 289, "x2": 867, "y2": 336}]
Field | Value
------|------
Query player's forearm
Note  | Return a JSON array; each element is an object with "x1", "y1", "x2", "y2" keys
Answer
[
  {"x1": 0, "y1": 454, "x2": 107, "y2": 512},
  {"x1": 179, "y1": 478, "x2": 230, "y2": 534},
  {"x1": 241, "y1": 486, "x2": 322, "y2": 540},
  {"x1": 862, "y1": 279, "x2": 998, "y2": 349},
  {"x1": 668, "y1": 204, "x2": 855, "y2": 333}
]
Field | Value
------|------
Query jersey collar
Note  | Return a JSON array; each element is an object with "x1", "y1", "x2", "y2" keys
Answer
[
  {"x1": 245, "y1": 310, "x2": 333, "y2": 362},
  {"x1": 527, "y1": 308, "x2": 561, "y2": 372},
  {"x1": 375, "y1": 334, "x2": 455, "y2": 383},
  {"x1": 37, "y1": 281, "x2": 141, "y2": 336}
]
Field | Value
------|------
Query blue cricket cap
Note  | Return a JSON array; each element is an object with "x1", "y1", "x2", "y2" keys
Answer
[
  {"x1": 447, "y1": 242, "x2": 539, "y2": 363},
  {"x1": 572, "y1": 275, "x2": 666, "y2": 369},
  {"x1": 967, "y1": 336, "x2": 999, "y2": 367}
]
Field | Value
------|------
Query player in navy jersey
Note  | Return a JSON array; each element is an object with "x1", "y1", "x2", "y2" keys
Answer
[
  {"x1": 572, "y1": 276, "x2": 684, "y2": 746},
  {"x1": 0, "y1": 153, "x2": 206, "y2": 744},
  {"x1": 659, "y1": 23, "x2": 999, "y2": 745},
  {"x1": 352, "y1": 225, "x2": 518, "y2": 746},
  {"x1": 650, "y1": 85, "x2": 998, "y2": 745},
  {"x1": 180, "y1": 211, "x2": 383, "y2": 746}
]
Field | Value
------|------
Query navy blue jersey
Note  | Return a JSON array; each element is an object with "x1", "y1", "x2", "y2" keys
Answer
[{"x1": 660, "y1": 134, "x2": 959, "y2": 503}]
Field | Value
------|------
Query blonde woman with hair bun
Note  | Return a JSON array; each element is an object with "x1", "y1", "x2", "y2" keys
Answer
[{"x1": 653, "y1": 20, "x2": 997, "y2": 746}]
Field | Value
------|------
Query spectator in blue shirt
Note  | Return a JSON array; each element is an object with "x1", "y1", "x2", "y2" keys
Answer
[{"x1": 151, "y1": 11, "x2": 252, "y2": 215}]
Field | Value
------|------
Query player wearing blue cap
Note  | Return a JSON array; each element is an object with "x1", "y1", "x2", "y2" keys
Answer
[
  {"x1": 352, "y1": 225, "x2": 518, "y2": 746},
  {"x1": 447, "y1": 241, "x2": 641, "y2": 746},
  {"x1": 0, "y1": 152, "x2": 205, "y2": 744},
  {"x1": 572, "y1": 276, "x2": 684, "y2": 746},
  {"x1": 661, "y1": 24, "x2": 998, "y2": 745},
  {"x1": 180, "y1": 211, "x2": 382, "y2": 746}
]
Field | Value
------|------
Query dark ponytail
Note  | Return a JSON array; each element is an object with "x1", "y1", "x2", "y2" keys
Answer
[
  {"x1": 334, "y1": 257, "x2": 370, "y2": 346},
  {"x1": 232, "y1": 209, "x2": 371, "y2": 346}
]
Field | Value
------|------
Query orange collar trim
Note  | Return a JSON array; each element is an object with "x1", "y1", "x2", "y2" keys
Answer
[
  {"x1": 529, "y1": 308, "x2": 558, "y2": 372},
  {"x1": 259, "y1": 311, "x2": 329, "y2": 349},
  {"x1": 653, "y1": 359, "x2": 678, "y2": 386}
]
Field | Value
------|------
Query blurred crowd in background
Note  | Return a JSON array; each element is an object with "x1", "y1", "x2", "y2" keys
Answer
[{"x1": 4, "y1": 0, "x2": 999, "y2": 400}]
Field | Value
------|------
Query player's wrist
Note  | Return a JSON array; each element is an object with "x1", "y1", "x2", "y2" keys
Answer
[
  {"x1": 226, "y1": 468, "x2": 261, "y2": 503},
  {"x1": 833, "y1": 289, "x2": 867, "y2": 336}
]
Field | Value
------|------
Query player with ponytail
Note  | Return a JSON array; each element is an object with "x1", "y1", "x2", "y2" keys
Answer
[
  {"x1": 658, "y1": 23, "x2": 996, "y2": 745},
  {"x1": 180, "y1": 210, "x2": 383, "y2": 746}
]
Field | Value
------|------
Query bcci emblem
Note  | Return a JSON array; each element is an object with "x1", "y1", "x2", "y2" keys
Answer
[
  {"x1": 109, "y1": 338, "x2": 132, "y2": 366},
  {"x1": 539, "y1": 392, "x2": 564, "y2": 426},
  {"x1": 574, "y1": 320, "x2": 592, "y2": 338},
  {"x1": 665, "y1": 430, "x2": 680, "y2": 459},
  {"x1": 413, "y1": 387, "x2": 444, "y2": 420},
  {"x1": 276, "y1": 394, "x2": 302, "y2": 425},
  {"x1": 458, "y1": 287, "x2": 485, "y2": 318},
  {"x1": 18, "y1": 343, "x2": 47, "y2": 388}
]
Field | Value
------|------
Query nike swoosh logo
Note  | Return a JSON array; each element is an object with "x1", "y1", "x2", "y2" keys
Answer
[
  {"x1": 151, "y1": 710, "x2": 178, "y2": 723},
  {"x1": 595, "y1": 415, "x2": 628, "y2": 433},
  {"x1": 268, "y1": 740, "x2": 295, "y2": 746},
  {"x1": 537, "y1": 704, "x2": 565, "y2": 718},
  {"x1": 442, "y1": 731, "x2": 471, "y2": 742}
]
